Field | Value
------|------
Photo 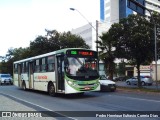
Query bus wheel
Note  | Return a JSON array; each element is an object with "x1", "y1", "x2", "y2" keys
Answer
[
  {"x1": 22, "y1": 81, "x2": 26, "y2": 90},
  {"x1": 48, "y1": 83, "x2": 56, "y2": 97}
]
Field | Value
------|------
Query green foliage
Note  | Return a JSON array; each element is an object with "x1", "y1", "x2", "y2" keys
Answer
[
  {"x1": 98, "y1": 32, "x2": 116, "y2": 80},
  {"x1": 59, "y1": 31, "x2": 90, "y2": 49},
  {"x1": 110, "y1": 14, "x2": 154, "y2": 62},
  {"x1": 152, "y1": 12, "x2": 160, "y2": 55},
  {"x1": 116, "y1": 61, "x2": 126, "y2": 76},
  {"x1": 29, "y1": 30, "x2": 89, "y2": 57},
  {"x1": 109, "y1": 14, "x2": 155, "y2": 87}
]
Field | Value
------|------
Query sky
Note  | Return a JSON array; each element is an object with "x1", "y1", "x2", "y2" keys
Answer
[{"x1": 0, "y1": 0, "x2": 99, "y2": 56}]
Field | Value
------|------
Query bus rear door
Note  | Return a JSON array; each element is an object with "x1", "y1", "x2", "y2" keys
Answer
[
  {"x1": 18, "y1": 64, "x2": 22, "y2": 87},
  {"x1": 28, "y1": 62, "x2": 34, "y2": 89}
]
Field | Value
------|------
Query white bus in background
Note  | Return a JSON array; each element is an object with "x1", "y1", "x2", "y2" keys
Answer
[{"x1": 13, "y1": 48, "x2": 100, "y2": 96}]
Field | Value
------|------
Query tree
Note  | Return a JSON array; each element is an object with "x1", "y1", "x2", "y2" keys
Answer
[
  {"x1": 0, "y1": 47, "x2": 31, "y2": 75},
  {"x1": 30, "y1": 35, "x2": 53, "y2": 56},
  {"x1": 98, "y1": 32, "x2": 116, "y2": 80},
  {"x1": 116, "y1": 60, "x2": 126, "y2": 76},
  {"x1": 59, "y1": 31, "x2": 90, "y2": 49},
  {"x1": 29, "y1": 30, "x2": 90, "y2": 57},
  {"x1": 109, "y1": 14, "x2": 154, "y2": 87},
  {"x1": 152, "y1": 12, "x2": 160, "y2": 56}
]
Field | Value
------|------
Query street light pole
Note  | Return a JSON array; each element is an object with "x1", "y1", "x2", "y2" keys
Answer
[
  {"x1": 154, "y1": 24, "x2": 158, "y2": 89},
  {"x1": 69, "y1": 8, "x2": 97, "y2": 31},
  {"x1": 96, "y1": 20, "x2": 99, "y2": 71}
]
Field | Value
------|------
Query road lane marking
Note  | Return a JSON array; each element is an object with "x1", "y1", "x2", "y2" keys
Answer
[{"x1": 0, "y1": 92, "x2": 77, "y2": 120}]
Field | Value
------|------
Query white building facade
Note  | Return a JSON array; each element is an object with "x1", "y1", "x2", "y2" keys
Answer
[
  {"x1": 145, "y1": 0, "x2": 160, "y2": 16},
  {"x1": 71, "y1": 23, "x2": 96, "y2": 50},
  {"x1": 71, "y1": 21, "x2": 110, "y2": 51}
]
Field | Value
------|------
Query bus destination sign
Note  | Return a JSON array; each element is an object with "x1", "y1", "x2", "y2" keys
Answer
[{"x1": 67, "y1": 50, "x2": 97, "y2": 57}]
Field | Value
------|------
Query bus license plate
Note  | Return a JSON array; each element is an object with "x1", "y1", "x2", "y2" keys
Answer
[{"x1": 84, "y1": 87, "x2": 90, "y2": 90}]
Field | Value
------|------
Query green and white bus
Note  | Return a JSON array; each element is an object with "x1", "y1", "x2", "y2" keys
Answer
[{"x1": 13, "y1": 48, "x2": 100, "y2": 96}]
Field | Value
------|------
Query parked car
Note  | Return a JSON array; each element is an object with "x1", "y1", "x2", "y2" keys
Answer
[
  {"x1": 0, "y1": 74, "x2": 13, "y2": 85},
  {"x1": 126, "y1": 76, "x2": 153, "y2": 86},
  {"x1": 99, "y1": 75, "x2": 116, "y2": 92}
]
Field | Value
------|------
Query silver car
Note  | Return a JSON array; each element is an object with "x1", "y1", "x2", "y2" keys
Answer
[
  {"x1": 0, "y1": 74, "x2": 13, "y2": 85},
  {"x1": 126, "y1": 76, "x2": 153, "y2": 86}
]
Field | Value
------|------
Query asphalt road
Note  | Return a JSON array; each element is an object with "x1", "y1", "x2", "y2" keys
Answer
[{"x1": 0, "y1": 85, "x2": 160, "y2": 120}]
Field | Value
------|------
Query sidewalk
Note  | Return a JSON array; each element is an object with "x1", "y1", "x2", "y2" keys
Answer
[{"x1": 0, "y1": 94, "x2": 55, "y2": 120}]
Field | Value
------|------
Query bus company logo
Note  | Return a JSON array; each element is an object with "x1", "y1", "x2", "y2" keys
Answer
[
  {"x1": 2, "y1": 112, "x2": 11, "y2": 117},
  {"x1": 35, "y1": 75, "x2": 48, "y2": 79}
]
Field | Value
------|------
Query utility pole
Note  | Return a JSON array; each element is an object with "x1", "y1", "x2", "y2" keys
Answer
[
  {"x1": 154, "y1": 24, "x2": 158, "y2": 89},
  {"x1": 96, "y1": 20, "x2": 99, "y2": 71}
]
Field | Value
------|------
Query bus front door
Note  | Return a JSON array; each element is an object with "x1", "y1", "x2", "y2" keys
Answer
[
  {"x1": 18, "y1": 64, "x2": 22, "y2": 87},
  {"x1": 56, "y1": 55, "x2": 64, "y2": 91}
]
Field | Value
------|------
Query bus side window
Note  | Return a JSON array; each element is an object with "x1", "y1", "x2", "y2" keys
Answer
[
  {"x1": 48, "y1": 63, "x2": 55, "y2": 72},
  {"x1": 41, "y1": 57, "x2": 47, "y2": 72},
  {"x1": 14, "y1": 64, "x2": 18, "y2": 73},
  {"x1": 34, "y1": 59, "x2": 40, "y2": 72},
  {"x1": 22, "y1": 62, "x2": 28, "y2": 73},
  {"x1": 26, "y1": 62, "x2": 28, "y2": 73},
  {"x1": 47, "y1": 56, "x2": 55, "y2": 72}
]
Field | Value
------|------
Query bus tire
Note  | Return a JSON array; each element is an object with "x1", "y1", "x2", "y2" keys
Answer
[
  {"x1": 48, "y1": 83, "x2": 56, "y2": 97},
  {"x1": 22, "y1": 81, "x2": 26, "y2": 90}
]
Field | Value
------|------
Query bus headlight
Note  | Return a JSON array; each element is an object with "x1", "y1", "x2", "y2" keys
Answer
[
  {"x1": 68, "y1": 81, "x2": 73, "y2": 85},
  {"x1": 72, "y1": 83, "x2": 78, "y2": 87},
  {"x1": 67, "y1": 81, "x2": 78, "y2": 87},
  {"x1": 94, "y1": 83, "x2": 99, "y2": 86}
]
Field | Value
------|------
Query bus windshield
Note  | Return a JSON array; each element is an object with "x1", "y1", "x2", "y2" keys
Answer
[{"x1": 65, "y1": 57, "x2": 99, "y2": 80}]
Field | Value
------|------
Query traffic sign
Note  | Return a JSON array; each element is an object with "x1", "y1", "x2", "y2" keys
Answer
[{"x1": 127, "y1": 0, "x2": 145, "y2": 15}]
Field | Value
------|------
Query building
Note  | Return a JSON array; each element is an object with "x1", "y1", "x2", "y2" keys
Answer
[
  {"x1": 71, "y1": 21, "x2": 110, "y2": 51},
  {"x1": 100, "y1": 0, "x2": 160, "y2": 22},
  {"x1": 100, "y1": 0, "x2": 133, "y2": 23},
  {"x1": 125, "y1": 62, "x2": 160, "y2": 81},
  {"x1": 71, "y1": 23, "x2": 93, "y2": 49},
  {"x1": 145, "y1": 0, "x2": 160, "y2": 16},
  {"x1": 151, "y1": 60, "x2": 160, "y2": 81}
]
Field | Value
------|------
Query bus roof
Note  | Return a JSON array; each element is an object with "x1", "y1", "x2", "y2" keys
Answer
[{"x1": 13, "y1": 48, "x2": 93, "y2": 64}]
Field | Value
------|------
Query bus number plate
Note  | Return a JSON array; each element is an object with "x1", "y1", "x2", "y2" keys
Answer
[{"x1": 84, "y1": 87, "x2": 90, "y2": 90}]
